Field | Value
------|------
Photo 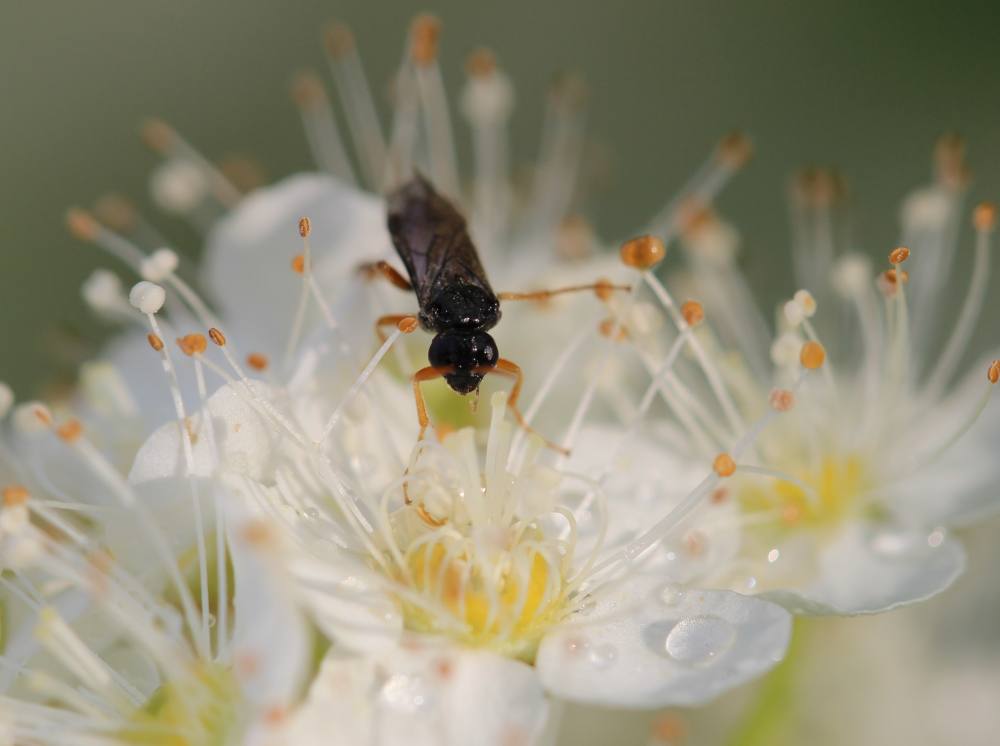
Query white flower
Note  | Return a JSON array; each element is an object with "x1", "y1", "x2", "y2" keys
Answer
[
  {"x1": 0, "y1": 378, "x2": 310, "y2": 744},
  {"x1": 668, "y1": 144, "x2": 999, "y2": 614}
]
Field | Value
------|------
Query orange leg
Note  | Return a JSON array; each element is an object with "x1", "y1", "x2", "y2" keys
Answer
[
  {"x1": 358, "y1": 260, "x2": 413, "y2": 291},
  {"x1": 477, "y1": 358, "x2": 570, "y2": 455},
  {"x1": 405, "y1": 365, "x2": 453, "y2": 515},
  {"x1": 375, "y1": 314, "x2": 417, "y2": 342},
  {"x1": 411, "y1": 365, "x2": 453, "y2": 445},
  {"x1": 497, "y1": 279, "x2": 630, "y2": 304}
]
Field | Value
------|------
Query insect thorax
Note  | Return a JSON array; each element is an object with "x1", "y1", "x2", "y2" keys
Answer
[{"x1": 419, "y1": 283, "x2": 500, "y2": 332}]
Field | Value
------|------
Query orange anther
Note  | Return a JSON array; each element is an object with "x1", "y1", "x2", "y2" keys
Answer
[
  {"x1": 291, "y1": 254, "x2": 306, "y2": 274},
  {"x1": 713, "y1": 452, "x2": 736, "y2": 477},
  {"x1": 208, "y1": 327, "x2": 226, "y2": 347},
  {"x1": 988, "y1": 360, "x2": 1000, "y2": 384},
  {"x1": 465, "y1": 47, "x2": 496, "y2": 78},
  {"x1": 717, "y1": 130, "x2": 753, "y2": 169},
  {"x1": 599, "y1": 317, "x2": 629, "y2": 341},
  {"x1": 291, "y1": 72, "x2": 325, "y2": 107},
  {"x1": 66, "y1": 208, "x2": 100, "y2": 242},
  {"x1": 2, "y1": 485, "x2": 29, "y2": 506},
  {"x1": 594, "y1": 278, "x2": 615, "y2": 302},
  {"x1": 620, "y1": 235, "x2": 666, "y2": 269},
  {"x1": 298, "y1": 216, "x2": 311, "y2": 237},
  {"x1": 710, "y1": 487, "x2": 729, "y2": 505},
  {"x1": 974, "y1": 202, "x2": 997, "y2": 232},
  {"x1": 177, "y1": 334, "x2": 207, "y2": 356},
  {"x1": 246, "y1": 353, "x2": 269, "y2": 372},
  {"x1": 56, "y1": 419, "x2": 83, "y2": 443},
  {"x1": 410, "y1": 14, "x2": 441, "y2": 65},
  {"x1": 33, "y1": 407, "x2": 52, "y2": 427},
  {"x1": 141, "y1": 118, "x2": 175, "y2": 152},
  {"x1": 800, "y1": 341, "x2": 826, "y2": 370},
  {"x1": 324, "y1": 22, "x2": 355, "y2": 59},
  {"x1": 147, "y1": 333, "x2": 164, "y2": 352},
  {"x1": 888, "y1": 246, "x2": 910, "y2": 265},
  {"x1": 885, "y1": 268, "x2": 909, "y2": 285},
  {"x1": 769, "y1": 388, "x2": 796, "y2": 412},
  {"x1": 681, "y1": 300, "x2": 704, "y2": 327},
  {"x1": 397, "y1": 316, "x2": 419, "y2": 334}
]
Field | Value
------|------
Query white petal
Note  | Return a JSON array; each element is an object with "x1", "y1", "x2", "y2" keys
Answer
[
  {"x1": 203, "y1": 174, "x2": 389, "y2": 356},
  {"x1": 128, "y1": 381, "x2": 278, "y2": 485},
  {"x1": 759, "y1": 522, "x2": 966, "y2": 615},
  {"x1": 226, "y1": 493, "x2": 310, "y2": 709},
  {"x1": 536, "y1": 576, "x2": 790, "y2": 707},
  {"x1": 269, "y1": 647, "x2": 548, "y2": 746}
]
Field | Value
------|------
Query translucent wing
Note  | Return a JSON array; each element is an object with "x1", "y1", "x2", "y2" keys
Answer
[{"x1": 386, "y1": 175, "x2": 494, "y2": 307}]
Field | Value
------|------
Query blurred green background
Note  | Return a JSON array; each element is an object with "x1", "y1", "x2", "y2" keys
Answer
[{"x1": 2, "y1": 1, "x2": 999, "y2": 744}]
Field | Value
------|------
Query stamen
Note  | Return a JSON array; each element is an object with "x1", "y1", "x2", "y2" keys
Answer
[
  {"x1": 923, "y1": 205, "x2": 993, "y2": 399},
  {"x1": 407, "y1": 15, "x2": 460, "y2": 197},
  {"x1": 141, "y1": 118, "x2": 242, "y2": 207},
  {"x1": 324, "y1": 21, "x2": 387, "y2": 188},
  {"x1": 620, "y1": 235, "x2": 666, "y2": 269},
  {"x1": 645, "y1": 132, "x2": 751, "y2": 241},
  {"x1": 131, "y1": 282, "x2": 212, "y2": 657},
  {"x1": 526, "y1": 73, "x2": 587, "y2": 239},
  {"x1": 291, "y1": 70, "x2": 357, "y2": 182},
  {"x1": 461, "y1": 47, "x2": 514, "y2": 248},
  {"x1": 285, "y1": 215, "x2": 337, "y2": 367},
  {"x1": 246, "y1": 353, "x2": 269, "y2": 372}
]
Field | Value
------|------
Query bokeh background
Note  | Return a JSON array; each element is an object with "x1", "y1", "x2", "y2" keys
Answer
[{"x1": 2, "y1": 1, "x2": 998, "y2": 744}]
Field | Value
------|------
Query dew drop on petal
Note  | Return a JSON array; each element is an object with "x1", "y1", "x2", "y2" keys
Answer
[
  {"x1": 380, "y1": 674, "x2": 434, "y2": 714},
  {"x1": 659, "y1": 584, "x2": 685, "y2": 607},
  {"x1": 767, "y1": 548, "x2": 780, "y2": 564},
  {"x1": 587, "y1": 644, "x2": 617, "y2": 669},
  {"x1": 870, "y1": 529, "x2": 922, "y2": 558},
  {"x1": 304, "y1": 507, "x2": 320, "y2": 520},
  {"x1": 927, "y1": 529, "x2": 945, "y2": 548},
  {"x1": 664, "y1": 615, "x2": 736, "y2": 665},
  {"x1": 564, "y1": 636, "x2": 590, "y2": 656}
]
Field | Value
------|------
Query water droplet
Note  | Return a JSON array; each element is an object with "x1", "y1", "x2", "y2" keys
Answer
[
  {"x1": 659, "y1": 584, "x2": 685, "y2": 607},
  {"x1": 206, "y1": 613, "x2": 217, "y2": 628},
  {"x1": 767, "y1": 548, "x2": 780, "y2": 564},
  {"x1": 927, "y1": 529, "x2": 945, "y2": 548},
  {"x1": 587, "y1": 644, "x2": 617, "y2": 669},
  {"x1": 563, "y1": 636, "x2": 590, "y2": 655},
  {"x1": 871, "y1": 529, "x2": 921, "y2": 558},
  {"x1": 663, "y1": 615, "x2": 736, "y2": 665},
  {"x1": 380, "y1": 674, "x2": 434, "y2": 714},
  {"x1": 304, "y1": 507, "x2": 320, "y2": 520}
]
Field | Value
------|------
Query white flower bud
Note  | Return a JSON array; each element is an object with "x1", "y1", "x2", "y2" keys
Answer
[
  {"x1": 793, "y1": 289, "x2": 816, "y2": 318},
  {"x1": 783, "y1": 299, "x2": 805, "y2": 328},
  {"x1": 150, "y1": 159, "x2": 209, "y2": 215},
  {"x1": 82, "y1": 269, "x2": 124, "y2": 312},
  {"x1": 129, "y1": 281, "x2": 166, "y2": 314},
  {"x1": 832, "y1": 253, "x2": 872, "y2": 298},
  {"x1": 140, "y1": 248, "x2": 180, "y2": 282}
]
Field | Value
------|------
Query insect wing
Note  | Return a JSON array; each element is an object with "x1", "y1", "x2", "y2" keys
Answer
[{"x1": 386, "y1": 175, "x2": 493, "y2": 306}]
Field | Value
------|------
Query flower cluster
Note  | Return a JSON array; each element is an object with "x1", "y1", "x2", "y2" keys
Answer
[{"x1": 1, "y1": 13, "x2": 997, "y2": 746}]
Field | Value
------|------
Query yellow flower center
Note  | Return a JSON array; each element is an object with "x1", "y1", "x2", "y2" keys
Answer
[
  {"x1": 740, "y1": 455, "x2": 871, "y2": 529},
  {"x1": 399, "y1": 536, "x2": 567, "y2": 662},
  {"x1": 119, "y1": 663, "x2": 239, "y2": 746}
]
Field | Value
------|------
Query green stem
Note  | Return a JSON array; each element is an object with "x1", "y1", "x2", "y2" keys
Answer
[{"x1": 726, "y1": 618, "x2": 811, "y2": 746}]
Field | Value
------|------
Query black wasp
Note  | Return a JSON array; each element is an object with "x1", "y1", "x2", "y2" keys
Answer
[{"x1": 359, "y1": 174, "x2": 627, "y2": 448}]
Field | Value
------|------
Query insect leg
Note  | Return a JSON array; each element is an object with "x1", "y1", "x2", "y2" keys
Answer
[
  {"x1": 357, "y1": 260, "x2": 413, "y2": 291},
  {"x1": 497, "y1": 279, "x2": 630, "y2": 304},
  {"x1": 481, "y1": 358, "x2": 570, "y2": 455},
  {"x1": 411, "y1": 365, "x2": 453, "y2": 443}
]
